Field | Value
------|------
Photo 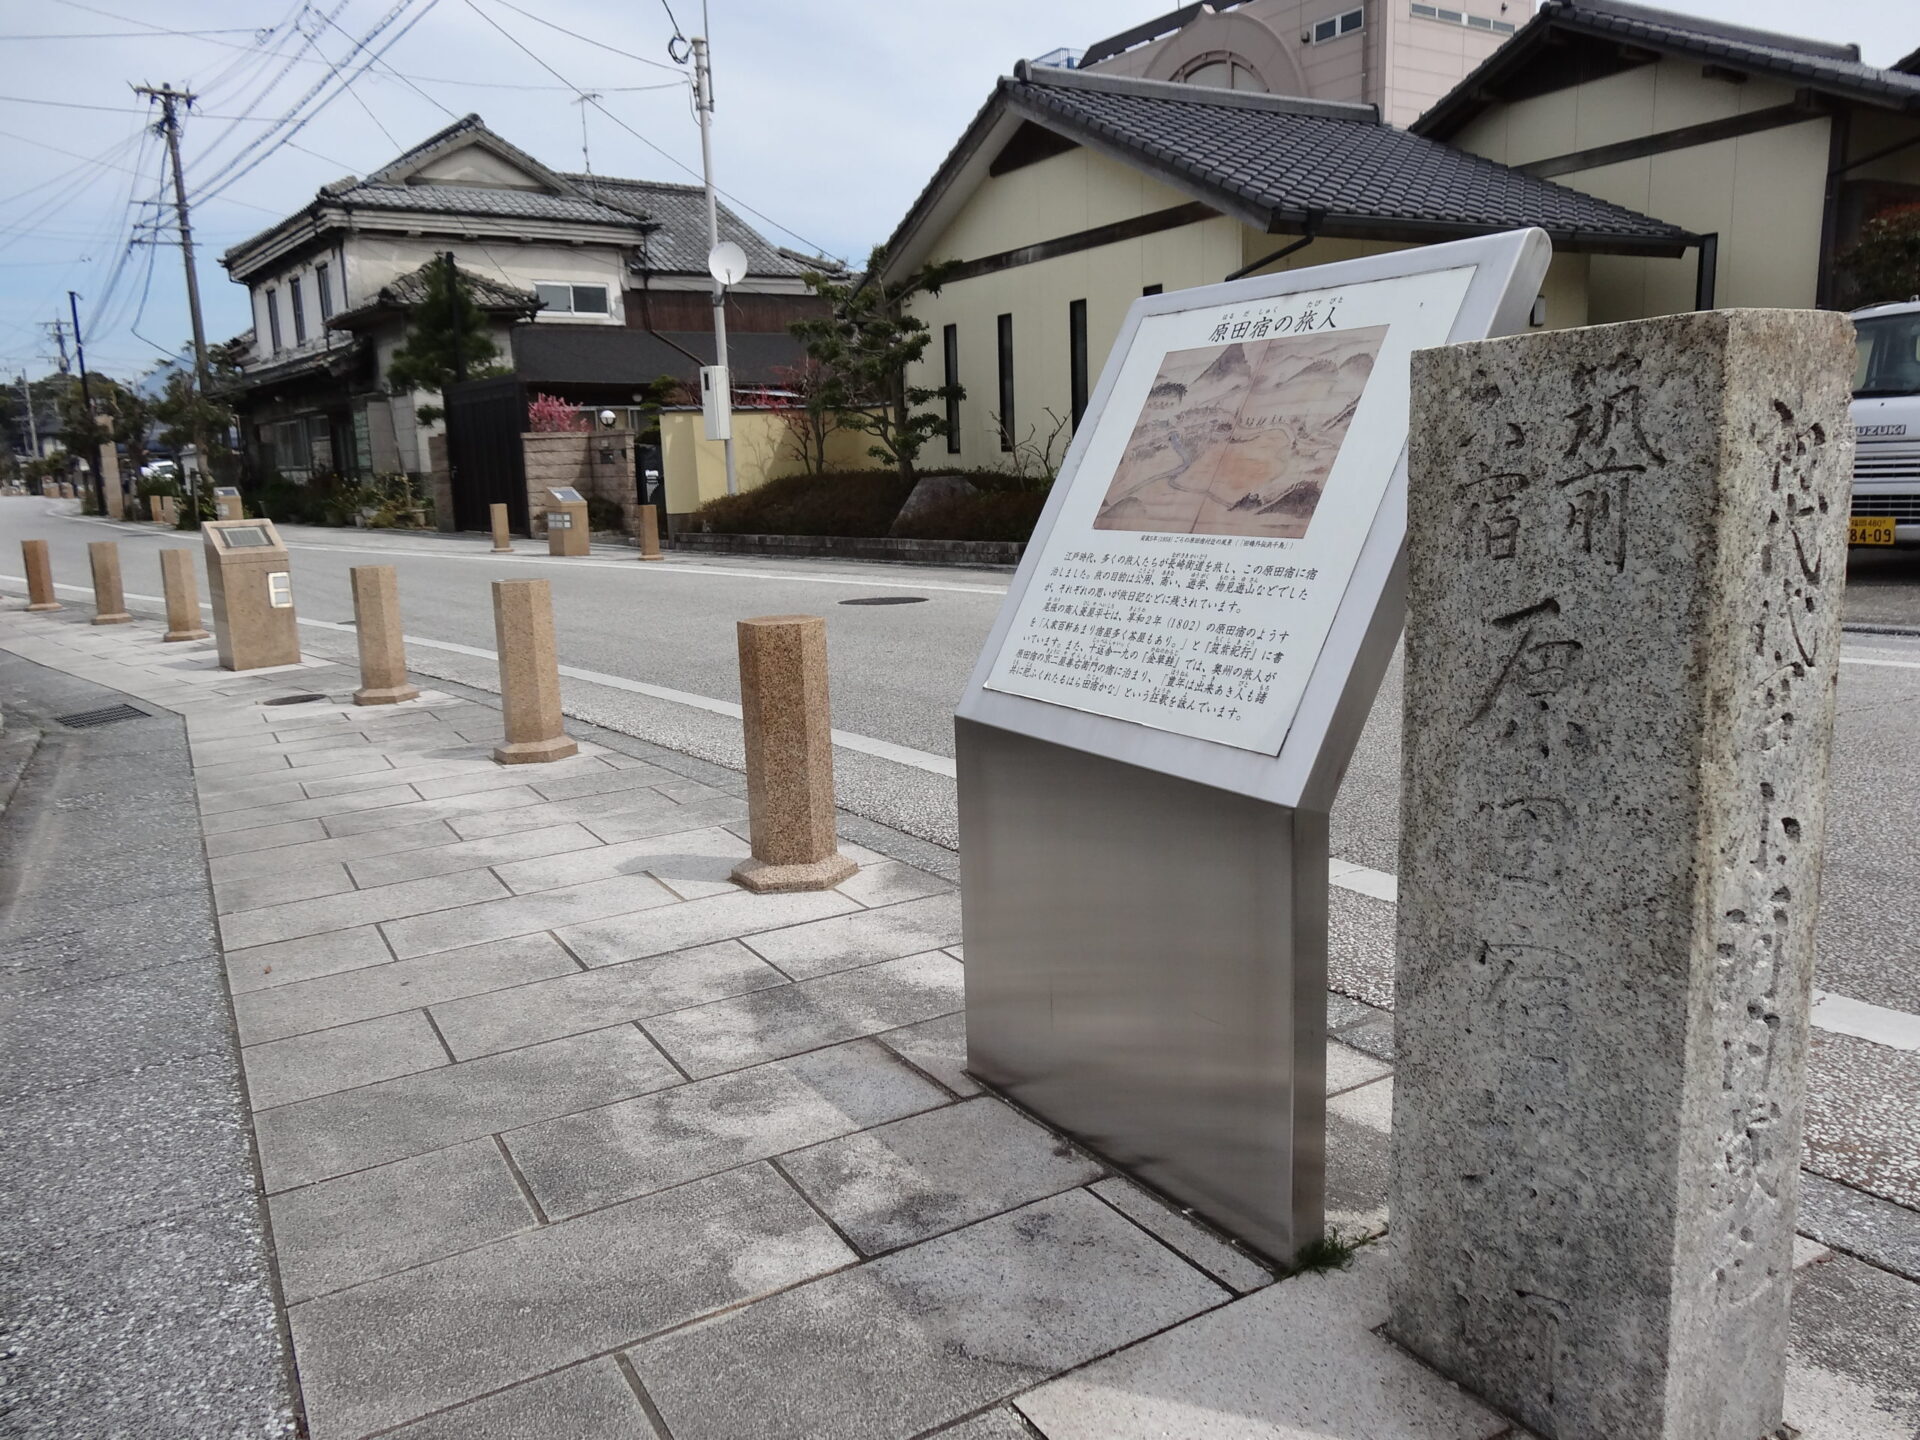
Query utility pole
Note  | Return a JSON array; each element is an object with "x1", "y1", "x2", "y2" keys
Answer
[
  {"x1": 689, "y1": 29, "x2": 737, "y2": 496},
  {"x1": 18, "y1": 374, "x2": 39, "y2": 458},
  {"x1": 45, "y1": 319, "x2": 70, "y2": 374},
  {"x1": 69, "y1": 291, "x2": 104, "y2": 515},
  {"x1": 135, "y1": 82, "x2": 212, "y2": 521}
]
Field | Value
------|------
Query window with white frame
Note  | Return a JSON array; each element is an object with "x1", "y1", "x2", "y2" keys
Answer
[
  {"x1": 316, "y1": 262, "x2": 334, "y2": 320},
  {"x1": 535, "y1": 282, "x2": 610, "y2": 316},
  {"x1": 1308, "y1": 8, "x2": 1363, "y2": 43},
  {"x1": 1409, "y1": 3, "x2": 1515, "y2": 33},
  {"x1": 264, "y1": 289, "x2": 282, "y2": 352}
]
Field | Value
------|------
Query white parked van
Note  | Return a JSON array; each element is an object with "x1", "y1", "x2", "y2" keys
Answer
[{"x1": 1851, "y1": 299, "x2": 1920, "y2": 547}]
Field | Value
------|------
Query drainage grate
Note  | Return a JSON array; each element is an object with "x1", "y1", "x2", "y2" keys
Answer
[
  {"x1": 260, "y1": 693, "x2": 328, "y2": 707},
  {"x1": 55, "y1": 703, "x2": 150, "y2": 730},
  {"x1": 839, "y1": 595, "x2": 929, "y2": 606}
]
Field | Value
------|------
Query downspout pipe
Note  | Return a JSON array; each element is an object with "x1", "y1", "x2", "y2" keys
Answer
[
  {"x1": 1224, "y1": 214, "x2": 1322, "y2": 283},
  {"x1": 1694, "y1": 232, "x2": 1719, "y2": 312}
]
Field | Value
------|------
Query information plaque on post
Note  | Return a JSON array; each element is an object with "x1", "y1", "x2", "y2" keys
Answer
[{"x1": 955, "y1": 229, "x2": 1551, "y2": 1260}]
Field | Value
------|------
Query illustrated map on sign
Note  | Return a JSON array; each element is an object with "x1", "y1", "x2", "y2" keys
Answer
[{"x1": 1094, "y1": 325, "x2": 1387, "y2": 539}]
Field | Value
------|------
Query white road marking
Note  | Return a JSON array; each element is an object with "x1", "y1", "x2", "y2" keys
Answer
[
  {"x1": 1811, "y1": 989, "x2": 1920, "y2": 1052},
  {"x1": 1840, "y1": 655, "x2": 1920, "y2": 670},
  {"x1": 1328, "y1": 858, "x2": 1398, "y2": 903}
]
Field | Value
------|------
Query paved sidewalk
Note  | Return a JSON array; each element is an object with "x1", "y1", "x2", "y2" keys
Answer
[{"x1": 2, "y1": 599, "x2": 1915, "y2": 1440}]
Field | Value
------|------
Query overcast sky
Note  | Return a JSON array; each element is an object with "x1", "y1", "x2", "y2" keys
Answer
[{"x1": 0, "y1": 0, "x2": 1910, "y2": 380}]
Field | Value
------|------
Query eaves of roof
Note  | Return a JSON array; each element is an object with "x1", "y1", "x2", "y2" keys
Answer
[{"x1": 1414, "y1": 0, "x2": 1920, "y2": 140}]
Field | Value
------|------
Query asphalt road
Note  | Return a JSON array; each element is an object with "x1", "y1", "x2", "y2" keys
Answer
[{"x1": 3, "y1": 496, "x2": 1918, "y2": 1016}]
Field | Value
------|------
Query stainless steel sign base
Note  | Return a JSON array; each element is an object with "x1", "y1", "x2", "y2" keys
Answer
[{"x1": 958, "y1": 718, "x2": 1326, "y2": 1260}]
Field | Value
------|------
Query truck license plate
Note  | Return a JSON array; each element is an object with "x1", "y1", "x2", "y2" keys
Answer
[{"x1": 1850, "y1": 516, "x2": 1896, "y2": 546}]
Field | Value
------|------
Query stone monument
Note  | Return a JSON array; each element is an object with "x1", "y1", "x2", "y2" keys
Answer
[
  {"x1": 731, "y1": 615, "x2": 857, "y2": 893},
  {"x1": 544, "y1": 487, "x2": 590, "y2": 557},
  {"x1": 1390, "y1": 309, "x2": 1854, "y2": 1440},
  {"x1": 202, "y1": 519, "x2": 300, "y2": 671}
]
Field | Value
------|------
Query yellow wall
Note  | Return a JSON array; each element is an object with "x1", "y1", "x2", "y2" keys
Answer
[
  {"x1": 904, "y1": 143, "x2": 1594, "y2": 471},
  {"x1": 660, "y1": 410, "x2": 872, "y2": 515},
  {"x1": 1449, "y1": 58, "x2": 1830, "y2": 320}
]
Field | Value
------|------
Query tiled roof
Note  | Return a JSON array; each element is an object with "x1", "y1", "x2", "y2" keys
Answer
[
  {"x1": 560, "y1": 175, "x2": 815, "y2": 278},
  {"x1": 326, "y1": 260, "x2": 540, "y2": 332},
  {"x1": 1416, "y1": 0, "x2": 1920, "y2": 137},
  {"x1": 321, "y1": 180, "x2": 640, "y2": 228},
  {"x1": 926, "y1": 69, "x2": 1690, "y2": 257}
]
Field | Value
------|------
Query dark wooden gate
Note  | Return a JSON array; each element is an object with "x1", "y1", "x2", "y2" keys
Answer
[{"x1": 443, "y1": 377, "x2": 529, "y2": 534}]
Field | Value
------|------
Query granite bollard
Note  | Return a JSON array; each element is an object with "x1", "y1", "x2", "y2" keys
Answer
[
  {"x1": 158, "y1": 548, "x2": 209, "y2": 641},
  {"x1": 730, "y1": 614, "x2": 856, "y2": 893},
  {"x1": 637, "y1": 503, "x2": 663, "y2": 561},
  {"x1": 489, "y1": 502, "x2": 511, "y2": 553},
  {"x1": 1390, "y1": 310, "x2": 1854, "y2": 1440},
  {"x1": 350, "y1": 565, "x2": 420, "y2": 706},
  {"x1": 22, "y1": 539, "x2": 60, "y2": 611},
  {"x1": 87, "y1": 540, "x2": 132, "y2": 624},
  {"x1": 490, "y1": 578, "x2": 577, "y2": 764}
]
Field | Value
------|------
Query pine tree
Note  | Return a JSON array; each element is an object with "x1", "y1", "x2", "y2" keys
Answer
[{"x1": 385, "y1": 255, "x2": 506, "y2": 422}]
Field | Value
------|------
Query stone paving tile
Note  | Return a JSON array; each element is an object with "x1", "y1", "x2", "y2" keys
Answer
[
  {"x1": 200, "y1": 783, "x2": 421, "y2": 836},
  {"x1": 288, "y1": 1163, "x2": 853, "y2": 1440},
  {"x1": 743, "y1": 894, "x2": 965, "y2": 981},
  {"x1": 644, "y1": 951, "x2": 966, "y2": 1078},
  {"x1": 208, "y1": 818, "x2": 462, "y2": 884},
  {"x1": 255, "y1": 1024, "x2": 682, "y2": 1192},
  {"x1": 321, "y1": 784, "x2": 549, "y2": 839},
  {"x1": 557, "y1": 886, "x2": 861, "y2": 968},
  {"x1": 1327, "y1": 1038, "x2": 1392, "y2": 1096},
  {"x1": 269, "y1": 1137, "x2": 536, "y2": 1304},
  {"x1": 197, "y1": 777, "x2": 312, "y2": 814},
  {"x1": 295, "y1": 758, "x2": 502, "y2": 800},
  {"x1": 1089, "y1": 1177, "x2": 1276, "y2": 1295},
  {"x1": 410, "y1": 755, "x2": 617, "y2": 800},
  {"x1": 233, "y1": 933, "x2": 580, "y2": 1046},
  {"x1": 1796, "y1": 1170, "x2": 1920, "y2": 1282},
  {"x1": 877, "y1": 1012, "x2": 980, "y2": 1097},
  {"x1": 780, "y1": 1097, "x2": 1107, "y2": 1254},
  {"x1": 225, "y1": 925, "x2": 394, "y2": 995},
  {"x1": 0, "y1": 1051, "x2": 254, "y2": 1251},
  {"x1": 928, "y1": 1411, "x2": 1033, "y2": 1440},
  {"x1": 505, "y1": 1039, "x2": 949, "y2": 1220},
  {"x1": 382, "y1": 873, "x2": 680, "y2": 960},
  {"x1": 383, "y1": 1359, "x2": 657, "y2": 1440},
  {"x1": 202, "y1": 817, "x2": 328, "y2": 857},
  {"x1": 449, "y1": 787, "x2": 738, "y2": 844},
  {"x1": 526, "y1": 760, "x2": 679, "y2": 802},
  {"x1": 1326, "y1": 1076, "x2": 1391, "y2": 1241},
  {"x1": 1805, "y1": 1029, "x2": 1920, "y2": 1210},
  {"x1": 244, "y1": 1010, "x2": 450, "y2": 1110},
  {"x1": 1785, "y1": 1252, "x2": 1920, "y2": 1440},
  {"x1": 581, "y1": 794, "x2": 753, "y2": 845},
  {"x1": 1, "y1": 955, "x2": 232, "y2": 1101},
  {"x1": 628, "y1": 1189, "x2": 1229, "y2": 1440},
  {"x1": 345, "y1": 822, "x2": 602, "y2": 889},
  {"x1": 220, "y1": 868, "x2": 508, "y2": 951},
  {"x1": 1013, "y1": 1245, "x2": 1511, "y2": 1440},
  {"x1": 492, "y1": 825, "x2": 750, "y2": 898},
  {"x1": 431, "y1": 940, "x2": 784, "y2": 1060},
  {"x1": 835, "y1": 859, "x2": 953, "y2": 908},
  {"x1": 211, "y1": 861, "x2": 355, "y2": 916}
]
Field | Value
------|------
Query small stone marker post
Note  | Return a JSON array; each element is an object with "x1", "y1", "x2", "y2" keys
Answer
[
  {"x1": 489, "y1": 503, "x2": 512, "y2": 553},
  {"x1": 637, "y1": 504, "x2": 663, "y2": 561},
  {"x1": 87, "y1": 541, "x2": 131, "y2": 625},
  {"x1": 22, "y1": 539, "x2": 60, "y2": 611},
  {"x1": 490, "y1": 578, "x2": 577, "y2": 764},
  {"x1": 350, "y1": 565, "x2": 419, "y2": 706},
  {"x1": 158, "y1": 549, "x2": 209, "y2": 641},
  {"x1": 1391, "y1": 310, "x2": 1854, "y2": 1440},
  {"x1": 731, "y1": 615, "x2": 856, "y2": 893}
]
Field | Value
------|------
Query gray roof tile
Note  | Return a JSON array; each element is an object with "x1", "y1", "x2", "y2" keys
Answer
[
  {"x1": 323, "y1": 182, "x2": 639, "y2": 227},
  {"x1": 560, "y1": 175, "x2": 813, "y2": 278}
]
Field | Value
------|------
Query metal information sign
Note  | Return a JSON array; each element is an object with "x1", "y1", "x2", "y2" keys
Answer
[{"x1": 955, "y1": 231, "x2": 1551, "y2": 1258}]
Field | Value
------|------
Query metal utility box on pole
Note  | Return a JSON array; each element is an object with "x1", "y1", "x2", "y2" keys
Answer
[{"x1": 135, "y1": 82, "x2": 214, "y2": 523}]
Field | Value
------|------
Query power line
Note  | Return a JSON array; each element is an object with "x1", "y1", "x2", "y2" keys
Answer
[
  {"x1": 479, "y1": 0, "x2": 684, "y2": 73},
  {"x1": 0, "y1": 94, "x2": 281, "y2": 119},
  {"x1": 322, "y1": 10, "x2": 458, "y2": 120},
  {"x1": 1, "y1": 27, "x2": 263, "y2": 40}
]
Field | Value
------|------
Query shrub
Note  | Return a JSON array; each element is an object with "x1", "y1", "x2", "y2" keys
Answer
[
  {"x1": 586, "y1": 496, "x2": 625, "y2": 533},
  {"x1": 693, "y1": 469, "x2": 914, "y2": 537},
  {"x1": 527, "y1": 392, "x2": 588, "y2": 433},
  {"x1": 889, "y1": 487, "x2": 1049, "y2": 542}
]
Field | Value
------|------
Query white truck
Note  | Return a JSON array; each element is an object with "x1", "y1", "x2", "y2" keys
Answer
[{"x1": 1851, "y1": 299, "x2": 1920, "y2": 547}]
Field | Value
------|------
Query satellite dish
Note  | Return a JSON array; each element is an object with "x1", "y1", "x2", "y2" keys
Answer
[{"x1": 707, "y1": 240, "x2": 748, "y2": 286}]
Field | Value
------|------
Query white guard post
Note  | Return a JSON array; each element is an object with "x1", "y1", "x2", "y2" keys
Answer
[{"x1": 955, "y1": 229, "x2": 1551, "y2": 1261}]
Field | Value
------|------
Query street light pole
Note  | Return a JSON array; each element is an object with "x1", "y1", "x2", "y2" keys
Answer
[
  {"x1": 136, "y1": 82, "x2": 213, "y2": 522},
  {"x1": 689, "y1": 32, "x2": 737, "y2": 496}
]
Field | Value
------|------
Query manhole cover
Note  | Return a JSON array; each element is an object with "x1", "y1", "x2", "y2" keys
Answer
[
  {"x1": 260, "y1": 693, "x2": 328, "y2": 707},
  {"x1": 839, "y1": 595, "x2": 929, "y2": 606},
  {"x1": 55, "y1": 703, "x2": 150, "y2": 730}
]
